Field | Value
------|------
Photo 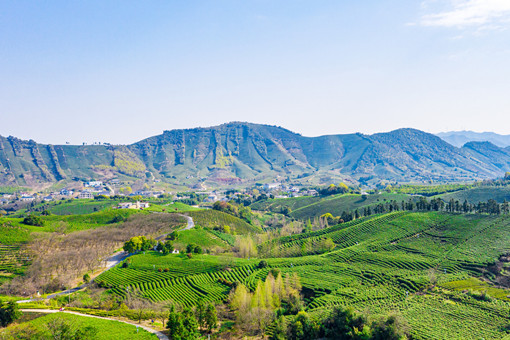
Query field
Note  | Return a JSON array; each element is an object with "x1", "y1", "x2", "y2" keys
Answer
[
  {"x1": 96, "y1": 211, "x2": 510, "y2": 339},
  {"x1": 437, "y1": 185, "x2": 510, "y2": 204},
  {"x1": 251, "y1": 193, "x2": 416, "y2": 220},
  {"x1": 185, "y1": 209, "x2": 261, "y2": 234},
  {"x1": 1, "y1": 312, "x2": 158, "y2": 339}
]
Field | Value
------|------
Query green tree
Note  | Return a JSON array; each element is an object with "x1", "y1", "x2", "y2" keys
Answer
[
  {"x1": 167, "y1": 306, "x2": 186, "y2": 340},
  {"x1": 123, "y1": 237, "x2": 141, "y2": 254},
  {"x1": 0, "y1": 300, "x2": 22, "y2": 327},
  {"x1": 83, "y1": 273, "x2": 90, "y2": 283},
  {"x1": 22, "y1": 215, "x2": 44, "y2": 226},
  {"x1": 204, "y1": 303, "x2": 218, "y2": 333},
  {"x1": 182, "y1": 307, "x2": 199, "y2": 339},
  {"x1": 196, "y1": 299, "x2": 206, "y2": 331}
]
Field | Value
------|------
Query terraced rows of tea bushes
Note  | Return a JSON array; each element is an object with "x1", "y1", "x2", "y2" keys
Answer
[
  {"x1": 185, "y1": 210, "x2": 261, "y2": 234},
  {"x1": 0, "y1": 244, "x2": 30, "y2": 278},
  {"x1": 97, "y1": 212, "x2": 510, "y2": 339},
  {"x1": 258, "y1": 212, "x2": 409, "y2": 258}
]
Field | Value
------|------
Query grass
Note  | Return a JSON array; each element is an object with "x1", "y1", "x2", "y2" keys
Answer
[
  {"x1": 289, "y1": 193, "x2": 413, "y2": 219},
  {"x1": 437, "y1": 186, "x2": 510, "y2": 204},
  {"x1": 185, "y1": 209, "x2": 261, "y2": 234},
  {"x1": 47, "y1": 199, "x2": 118, "y2": 215},
  {"x1": 145, "y1": 201, "x2": 199, "y2": 213},
  {"x1": 251, "y1": 193, "x2": 416, "y2": 220},
  {"x1": 4, "y1": 312, "x2": 157, "y2": 339},
  {"x1": 173, "y1": 228, "x2": 230, "y2": 250}
]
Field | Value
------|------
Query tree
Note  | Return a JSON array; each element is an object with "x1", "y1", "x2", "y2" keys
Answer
[
  {"x1": 196, "y1": 299, "x2": 206, "y2": 331},
  {"x1": 204, "y1": 303, "x2": 218, "y2": 333},
  {"x1": 371, "y1": 313, "x2": 409, "y2": 340},
  {"x1": 167, "y1": 306, "x2": 186, "y2": 340},
  {"x1": 0, "y1": 300, "x2": 22, "y2": 327},
  {"x1": 22, "y1": 215, "x2": 44, "y2": 227},
  {"x1": 83, "y1": 273, "x2": 90, "y2": 283},
  {"x1": 123, "y1": 236, "x2": 142, "y2": 254},
  {"x1": 182, "y1": 307, "x2": 199, "y2": 339}
]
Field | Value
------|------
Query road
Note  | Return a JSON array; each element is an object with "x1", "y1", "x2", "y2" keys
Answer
[
  {"x1": 17, "y1": 214, "x2": 195, "y2": 303},
  {"x1": 20, "y1": 309, "x2": 169, "y2": 340}
]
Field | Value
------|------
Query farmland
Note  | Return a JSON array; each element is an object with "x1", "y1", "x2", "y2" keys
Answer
[
  {"x1": 94, "y1": 211, "x2": 510, "y2": 339},
  {"x1": 251, "y1": 193, "x2": 416, "y2": 219},
  {"x1": 0, "y1": 312, "x2": 158, "y2": 339},
  {"x1": 3, "y1": 195, "x2": 510, "y2": 339}
]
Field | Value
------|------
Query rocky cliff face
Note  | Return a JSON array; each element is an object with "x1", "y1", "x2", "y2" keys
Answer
[{"x1": 2, "y1": 122, "x2": 510, "y2": 188}]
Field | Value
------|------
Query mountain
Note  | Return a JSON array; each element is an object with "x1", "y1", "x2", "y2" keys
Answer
[
  {"x1": 437, "y1": 131, "x2": 510, "y2": 148},
  {"x1": 2, "y1": 122, "x2": 510, "y2": 189}
]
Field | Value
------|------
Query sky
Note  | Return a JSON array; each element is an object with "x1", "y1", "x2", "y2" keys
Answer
[{"x1": 1, "y1": 0, "x2": 510, "y2": 145}]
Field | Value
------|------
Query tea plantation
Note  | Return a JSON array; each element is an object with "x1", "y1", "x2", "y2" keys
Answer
[{"x1": 96, "y1": 211, "x2": 510, "y2": 339}]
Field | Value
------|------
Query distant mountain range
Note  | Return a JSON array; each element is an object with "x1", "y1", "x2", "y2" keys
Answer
[
  {"x1": 1, "y1": 122, "x2": 510, "y2": 189},
  {"x1": 437, "y1": 131, "x2": 510, "y2": 148}
]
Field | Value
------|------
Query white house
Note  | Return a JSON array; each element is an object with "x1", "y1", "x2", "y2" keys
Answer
[
  {"x1": 60, "y1": 189, "x2": 74, "y2": 196},
  {"x1": 263, "y1": 183, "x2": 281, "y2": 191},
  {"x1": 43, "y1": 195, "x2": 53, "y2": 202},
  {"x1": 85, "y1": 181, "x2": 103, "y2": 188},
  {"x1": 20, "y1": 196, "x2": 35, "y2": 202},
  {"x1": 78, "y1": 191, "x2": 93, "y2": 199},
  {"x1": 118, "y1": 201, "x2": 150, "y2": 209}
]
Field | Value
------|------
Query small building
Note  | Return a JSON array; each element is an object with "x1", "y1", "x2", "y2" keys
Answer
[
  {"x1": 205, "y1": 194, "x2": 218, "y2": 203},
  {"x1": 172, "y1": 249, "x2": 180, "y2": 254},
  {"x1": 263, "y1": 182, "x2": 281, "y2": 191},
  {"x1": 118, "y1": 201, "x2": 150, "y2": 209},
  {"x1": 43, "y1": 195, "x2": 53, "y2": 202},
  {"x1": 78, "y1": 191, "x2": 93, "y2": 199},
  {"x1": 60, "y1": 189, "x2": 74, "y2": 196},
  {"x1": 84, "y1": 181, "x2": 103, "y2": 188},
  {"x1": 20, "y1": 196, "x2": 35, "y2": 202}
]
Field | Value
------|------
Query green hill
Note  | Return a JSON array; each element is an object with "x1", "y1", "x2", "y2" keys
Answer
[
  {"x1": 3, "y1": 123, "x2": 510, "y2": 188},
  {"x1": 185, "y1": 209, "x2": 261, "y2": 234},
  {"x1": 437, "y1": 186, "x2": 510, "y2": 204},
  {"x1": 252, "y1": 193, "x2": 414, "y2": 220}
]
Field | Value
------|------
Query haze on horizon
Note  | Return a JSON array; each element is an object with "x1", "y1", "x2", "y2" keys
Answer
[{"x1": 1, "y1": 0, "x2": 510, "y2": 145}]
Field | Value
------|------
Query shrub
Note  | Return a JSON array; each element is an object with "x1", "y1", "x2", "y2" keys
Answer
[
  {"x1": 257, "y1": 260, "x2": 268, "y2": 269},
  {"x1": 22, "y1": 215, "x2": 44, "y2": 226}
]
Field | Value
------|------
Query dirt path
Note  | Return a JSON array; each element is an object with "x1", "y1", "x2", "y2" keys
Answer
[{"x1": 20, "y1": 309, "x2": 169, "y2": 340}]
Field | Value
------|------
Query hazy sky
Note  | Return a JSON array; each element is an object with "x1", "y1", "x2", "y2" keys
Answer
[{"x1": 1, "y1": 0, "x2": 510, "y2": 144}]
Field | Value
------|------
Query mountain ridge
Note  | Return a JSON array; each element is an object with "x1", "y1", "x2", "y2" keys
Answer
[
  {"x1": 2, "y1": 122, "x2": 510, "y2": 189},
  {"x1": 437, "y1": 131, "x2": 510, "y2": 148}
]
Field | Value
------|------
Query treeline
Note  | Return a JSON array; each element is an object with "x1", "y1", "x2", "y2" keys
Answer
[
  {"x1": 390, "y1": 172, "x2": 510, "y2": 196},
  {"x1": 327, "y1": 197, "x2": 510, "y2": 224},
  {"x1": 272, "y1": 306, "x2": 408, "y2": 340}
]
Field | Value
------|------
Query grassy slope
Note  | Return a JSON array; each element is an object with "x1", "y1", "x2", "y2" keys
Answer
[
  {"x1": 173, "y1": 228, "x2": 230, "y2": 250},
  {"x1": 289, "y1": 193, "x2": 413, "y2": 219},
  {"x1": 4, "y1": 312, "x2": 157, "y2": 339},
  {"x1": 185, "y1": 209, "x2": 261, "y2": 234},
  {"x1": 437, "y1": 186, "x2": 510, "y2": 204}
]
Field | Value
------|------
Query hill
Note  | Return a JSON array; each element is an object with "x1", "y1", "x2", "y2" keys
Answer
[
  {"x1": 437, "y1": 186, "x2": 510, "y2": 204},
  {"x1": 95, "y1": 211, "x2": 510, "y2": 339},
  {"x1": 437, "y1": 130, "x2": 510, "y2": 148},
  {"x1": 2, "y1": 123, "x2": 510, "y2": 188}
]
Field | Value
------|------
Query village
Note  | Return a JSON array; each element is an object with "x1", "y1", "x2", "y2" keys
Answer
[{"x1": 0, "y1": 179, "x2": 319, "y2": 212}]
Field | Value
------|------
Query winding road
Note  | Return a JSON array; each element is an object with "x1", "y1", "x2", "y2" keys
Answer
[{"x1": 20, "y1": 309, "x2": 169, "y2": 340}]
